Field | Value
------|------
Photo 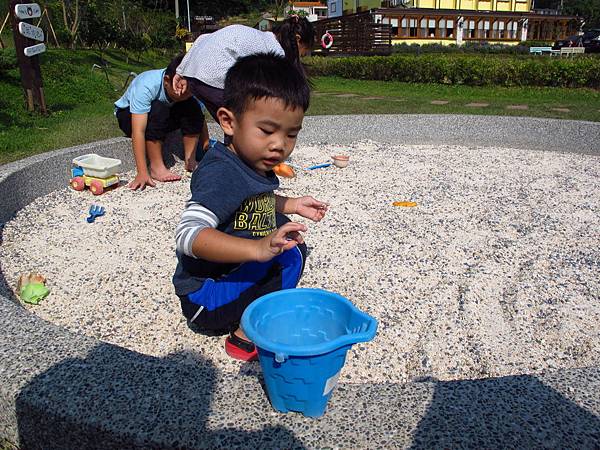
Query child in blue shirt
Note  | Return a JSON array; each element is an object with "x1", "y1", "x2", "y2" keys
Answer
[
  {"x1": 115, "y1": 54, "x2": 208, "y2": 190},
  {"x1": 173, "y1": 53, "x2": 327, "y2": 361}
]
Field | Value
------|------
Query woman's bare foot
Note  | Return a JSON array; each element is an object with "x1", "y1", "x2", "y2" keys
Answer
[
  {"x1": 185, "y1": 158, "x2": 197, "y2": 173},
  {"x1": 150, "y1": 167, "x2": 181, "y2": 182}
]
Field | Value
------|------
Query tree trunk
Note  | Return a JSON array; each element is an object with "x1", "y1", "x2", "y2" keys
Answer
[{"x1": 61, "y1": 0, "x2": 80, "y2": 49}]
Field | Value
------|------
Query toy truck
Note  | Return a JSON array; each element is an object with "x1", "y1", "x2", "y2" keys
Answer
[{"x1": 69, "y1": 154, "x2": 122, "y2": 195}]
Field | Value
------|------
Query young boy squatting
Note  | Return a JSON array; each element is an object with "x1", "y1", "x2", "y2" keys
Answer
[{"x1": 173, "y1": 53, "x2": 328, "y2": 361}]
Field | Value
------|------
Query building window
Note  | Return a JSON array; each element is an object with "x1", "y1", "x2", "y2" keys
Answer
[
  {"x1": 477, "y1": 20, "x2": 490, "y2": 39},
  {"x1": 440, "y1": 18, "x2": 454, "y2": 38},
  {"x1": 466, "y1": 19, "x2": 475, "y2": 38},
  {"x1": 446, "y1": 19, "x2": 454, "y2": 38},
  {"x1": 428, "y1": 19, "x2": 436, "y2": 38},
  {"x1": 507, "y1": 20, "x2": 517, "y2": 39},
  {"x1": 400, "y1": 17, "x2": 408, "y2": 37},
  {"x1": 330, "y1": 2, "x2": 336, "y2": 13},
  {"x1": 410, "y1": 18, "x2": 417, "y2": 37},
  {"x1": 492, "y1": 20, "x2": 506, "y2": 39}
]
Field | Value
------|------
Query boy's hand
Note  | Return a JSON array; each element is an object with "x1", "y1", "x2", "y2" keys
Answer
[
  {"x1": 294, "y1": 196, "x2": 328, "y2": 222},
  {"x1": 129, "y1": 173, "x2": 156, "y2": 190},
  {"x1": 255, "y1": 222, "x2": 307, "y2": 262},
  {"x1": 172, "y1": 74, "x2": 188, "y2": 97}
]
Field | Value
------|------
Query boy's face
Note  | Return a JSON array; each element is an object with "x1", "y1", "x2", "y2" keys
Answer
[
  {"x1": 219, "y1": 98, "x2": 304, "y2": 176},
  {"x1": 164, "y1": 75, "x2": 192, "y2": 102}
]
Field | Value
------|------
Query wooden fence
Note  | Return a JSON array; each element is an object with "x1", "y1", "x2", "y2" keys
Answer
[{"x1": 313, "y1": 12, "x2": 392, "y2": 56}]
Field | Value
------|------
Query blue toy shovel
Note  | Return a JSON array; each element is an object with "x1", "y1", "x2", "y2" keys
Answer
[
  {"x1": 86, "y1": 205, "x2": 105, "y2": 223},
  {"x1": 305, "y1": 163, "x2": 332, "y2": 170}
]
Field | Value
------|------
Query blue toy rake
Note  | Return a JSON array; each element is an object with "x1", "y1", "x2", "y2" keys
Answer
[{"x1": 86, "y1": 205, "x2": 105, "y2": 223}]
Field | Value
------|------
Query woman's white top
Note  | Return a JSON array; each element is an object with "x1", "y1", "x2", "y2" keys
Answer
[{"x1": 176, "y1": 24, "x2": 285, "y2": 90}]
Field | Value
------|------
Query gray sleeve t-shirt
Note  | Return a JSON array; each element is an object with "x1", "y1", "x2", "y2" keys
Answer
[
  {"x1": 176, "y1": 24, "x2": 285, "y2": 89},
  {"x1": 172, "y1": 142, "x2": 280, "y2": 296}
]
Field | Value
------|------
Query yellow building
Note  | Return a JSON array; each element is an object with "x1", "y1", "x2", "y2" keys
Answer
[
  {"x1": 412, "y1": 0, "x2": 531, "y2": 13},
  {"x1": 372, "y1": 0, "x2": 581, "y2": 46},
  {"x1": 320, "y1": 0, "x2": 580, "y2": 50}
]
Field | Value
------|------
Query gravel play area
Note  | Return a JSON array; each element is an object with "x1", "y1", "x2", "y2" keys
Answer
[{"x1": 1, "y1": 141, "x2": 598, "y2": 384}]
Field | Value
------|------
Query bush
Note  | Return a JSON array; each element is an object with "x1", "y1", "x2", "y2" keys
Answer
[
  {"x1": 392, "y1": 41, "x2": 555, "y2": 55},
  {"x1": 0, "y1": 49, "x2": 17, "y2": 73},
  {"x1": 305, "y1": 54, "x2": 600, "y2": 88}
]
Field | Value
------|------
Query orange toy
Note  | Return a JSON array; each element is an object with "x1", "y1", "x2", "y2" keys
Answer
[
  {"x1": 393, "y1": 201, "x2": 418, "y2": 207},
  {"x1": 273, "y1": 163, "x2": 296, "y2": 178}
]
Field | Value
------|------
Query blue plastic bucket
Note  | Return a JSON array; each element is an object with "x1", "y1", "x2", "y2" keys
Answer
[{"x1": 241, "y1": 288, "x2": 377, "y2": 417}]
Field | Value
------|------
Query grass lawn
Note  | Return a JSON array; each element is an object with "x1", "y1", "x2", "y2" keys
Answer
[
  {"x1": 0, "y1": 48, "x2": 170, "y2": 165},
  {"x1": 1, "y1": 47, "x2": 599, "y2": 165},
  {"x1": 309, "y1": 77, "x2": 600, "y2": 122}
]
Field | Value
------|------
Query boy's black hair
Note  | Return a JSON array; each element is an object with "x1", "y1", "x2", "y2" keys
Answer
[
  {"x1": 165, "y1": 54, "x2": 185, "y2": 78},
  {"x1": 223, "y1": 52, "x2": 310, "y2": 116}
]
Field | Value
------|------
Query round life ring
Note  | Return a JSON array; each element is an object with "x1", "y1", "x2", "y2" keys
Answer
[{"x1": 321, "y1": 32, "x2": 333, "y2": 49}]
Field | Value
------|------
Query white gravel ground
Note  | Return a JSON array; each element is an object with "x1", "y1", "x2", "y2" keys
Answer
[{"x1": 1, "y1": 141, "x2": 599, "y2": 383}]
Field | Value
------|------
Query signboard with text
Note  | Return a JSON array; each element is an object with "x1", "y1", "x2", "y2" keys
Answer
[
  {"x1": 14, "y1": 3, "x2": 41, "y2": 19},
  {"x1": 18, "y1": 21, "x2": 44, "y2": 41},
  {"x1": 11, "y1": 0, "x2": 46, "y2": 113},
  {"x1": 24, "y1": 42, "x2": 45, "y2": 56}
]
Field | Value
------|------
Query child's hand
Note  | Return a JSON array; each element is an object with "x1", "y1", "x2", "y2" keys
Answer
[
  {"x1": 255, "y1": 222, "x2": 307, "y2": 262},
  {"x1": 172, "y1": 74, "x2": 188, "y2": 97},
  {"x1": 294, "y1": 196, "x2": 328, "y2": 222},
  {"x1": 129, "y1": 173, "x2": 156, "y2": 190}
]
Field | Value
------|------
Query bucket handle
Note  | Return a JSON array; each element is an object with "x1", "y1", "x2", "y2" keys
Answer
[
  {"x1": 275, "y1": 352, "x2": 287, "y2": 363},
  {"x1": 350, "y1": 312, "x2": 378, "y2": 342}
]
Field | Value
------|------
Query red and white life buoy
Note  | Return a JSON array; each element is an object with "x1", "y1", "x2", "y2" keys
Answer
[{"x1": 321, "y1": 32, "x2": 333, "y2": 49}]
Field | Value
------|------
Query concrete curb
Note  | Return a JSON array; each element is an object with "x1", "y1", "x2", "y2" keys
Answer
[{"x1": 1, "y1": 115, "x2": 599, "y2": 449}]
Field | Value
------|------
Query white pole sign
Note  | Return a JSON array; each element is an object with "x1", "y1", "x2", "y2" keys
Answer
[
  {"x1": 14, "y1": 3, "x2": 41, "y2": 19},
  {"x1": 18, "y1": 22, "x2": 44, "y2": 41},
  {"x1": 23, "y1": 42, "x2": 45, "y2": 57}
]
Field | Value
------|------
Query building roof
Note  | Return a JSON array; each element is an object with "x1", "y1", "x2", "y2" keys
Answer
[{"x1": 290, "y1": 2, "x2": 327, "y2": 7}]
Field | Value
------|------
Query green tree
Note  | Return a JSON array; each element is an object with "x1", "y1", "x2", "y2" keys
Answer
[
  {"x1": 80, "y1": 2, "x2": 119, "y2": 61},
  {"x1": 60, "y1": 0, "x2": 82, "y2": 49},
  {"x1": 563, "y1": 0, "x2": 600, "y2": 29},
  {"x1": 271, "y1": 0, "x2": 287, "y2": 20}
]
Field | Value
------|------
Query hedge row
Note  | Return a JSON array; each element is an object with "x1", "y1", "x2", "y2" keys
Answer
[
  {"x1": 391, "y1": 41, "x2": 554, "y2": 55},
  {"x1": 305, "y1": 54, "x2": 600, "y2": 88}
]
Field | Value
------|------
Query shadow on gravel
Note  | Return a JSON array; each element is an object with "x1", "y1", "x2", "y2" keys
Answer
[
  {"x1": 13, "y1": 342, "x2": 600, "y2": 449},
  {"x1": 15, "y1": 344, "x2": 305, "y2": 450},
  {"x1": 0, "y1": 226, "x2": 20, "y2": 306},
  {"x1": 410, "y1": 372, "x2": 600, "y2": 449}
]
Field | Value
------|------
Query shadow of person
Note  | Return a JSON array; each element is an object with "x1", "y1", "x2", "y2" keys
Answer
[
  {"x1": 162, "y1": 131, "x2": 185, "y2": 170},
  {"x1": 0, "y1": 227, "x2": 21, "y2": 306},
  {"x1": 15, "y1": 343, "x2": 305, "y2": 450},
  {"x1": 409, "y1": 372, "x2": 600, "y2": 449}
]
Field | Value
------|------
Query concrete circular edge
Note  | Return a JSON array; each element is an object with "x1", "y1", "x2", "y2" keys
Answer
[{"x1": 1, "y1": 115, "x2": 599, "y2": 449}]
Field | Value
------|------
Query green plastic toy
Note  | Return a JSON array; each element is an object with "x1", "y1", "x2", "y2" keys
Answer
[
  {"x1": 17, "y1": 273, "x2": 50, "y2": 305},
  {"x1": 20, "y1": 282, "x2": 50, "y2": 305}
]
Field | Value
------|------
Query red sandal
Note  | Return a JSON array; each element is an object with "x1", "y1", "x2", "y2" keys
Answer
[{"x1": 225, "y1": 332, "x2": 258, "y2": 361}]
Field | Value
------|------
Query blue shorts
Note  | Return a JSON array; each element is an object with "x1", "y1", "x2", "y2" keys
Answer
[{"x1": 179, "y1": 243, "x2": 307, "y2": 332}]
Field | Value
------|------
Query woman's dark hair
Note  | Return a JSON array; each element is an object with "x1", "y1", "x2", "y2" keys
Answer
[
  {"x1": 165, "y1": 54, "x2": 185, "y2": 78},
  {"x1": 272, "y1": 16, "x2": 315, "y2": 74},
  {"x1": 223, "y1": 52, "x2": 310, "y2": 116}
]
